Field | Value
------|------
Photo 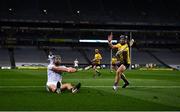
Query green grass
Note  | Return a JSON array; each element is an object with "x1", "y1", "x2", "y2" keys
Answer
[{"x1": 0, "y1": 69, "x2": 180, "y2": 111}]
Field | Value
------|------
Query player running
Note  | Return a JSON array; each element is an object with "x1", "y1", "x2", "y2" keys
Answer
[
  {"x1": 46, "y1": 55, "x2": 81, "y2": 94},
  {"x1": 92, "y1": 49, "x2": 102, "y2": 78},
  {"x1": 108, "y1": 32, "x2": 134, "y2": 91},
  {"x1": 74, "y1": 58, "x2": 79, "y2": 69}
]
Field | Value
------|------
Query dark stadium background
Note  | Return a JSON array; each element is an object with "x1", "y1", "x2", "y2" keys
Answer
[{"x1": 0, "y1": 0, "x2": 180, "y2": 69}]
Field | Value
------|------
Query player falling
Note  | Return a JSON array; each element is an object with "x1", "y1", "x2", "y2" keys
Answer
[
  {"x1": 108, "y1": 32, "x2": 134, "y2": 91},
  {"x1": 46, "y1": 55, "x2": 81, "y2": 94},
  {"x1": 92, "y1": 49, "x2": 102, "y2": 78}
]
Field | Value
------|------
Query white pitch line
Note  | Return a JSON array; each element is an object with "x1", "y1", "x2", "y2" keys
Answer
[
  {"x1": 84, "y1": 86, "x2": 180, "y2": 88},
  {"x1": 0, "y1": 85, "x2": 180, "y2": 88},
  {"x1": 0, "y1": 86, "x2": 43, "y2": 88}
]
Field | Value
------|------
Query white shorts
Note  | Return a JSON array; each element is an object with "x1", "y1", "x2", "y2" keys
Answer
[
  {"x1": 46, "y1": 82, "x2": 58, "y2": 87},
  {"x1": 46, "y1": 81, "x2": 62, "y2": 92}
]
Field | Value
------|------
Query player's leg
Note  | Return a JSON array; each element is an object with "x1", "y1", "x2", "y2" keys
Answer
[
  {"x1": 121, "y1": 73, "x2": 129, "y2": 88},
  {"x1": 46, "y1": 81, "x2": 61, "y2": 93},
  {"x1": 96, "y1": 64, "x2": 101, "y2": 76},
  {"x1": 47, "y1": 84, "x2": 56, "y2": 92},
  {"x1": 61, "y1": 83, "x2": 81, "y2": 93},
  {"x1": 61, "y1": 83, "x2": 73, "y2": 90},
  {"x1": 113, "y1": 64, "x2": 126, "y2": 91},
  {"x1": 94, "y1": 64, "x2": 101, "y2": 77},
  {"x1": 93, "y1": 64, "x2": 97, "y2": 78},
  {"x1": 84, "y1": 65, "x2": 92, "y2": 70},
  {"x1": 121, "y1": 64, "x2": 130, "y2": 88}
]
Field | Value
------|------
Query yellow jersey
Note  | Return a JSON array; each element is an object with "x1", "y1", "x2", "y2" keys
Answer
[
  {"x1": 94, "y1": 53, "x2": 102, "y2": 64},
  {"x1": 111, "y1": 57, "x2": 117, "y2": 65},
  {"x1": 114, "y1": 43, "x2": 130, "y2": 64}
]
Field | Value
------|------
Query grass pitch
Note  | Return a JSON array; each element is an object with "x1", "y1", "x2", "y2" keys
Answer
[{"x1": 0, "y1": 69, "x2": 180, "y2": 111}]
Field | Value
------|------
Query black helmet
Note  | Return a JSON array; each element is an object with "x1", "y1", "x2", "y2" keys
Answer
[{"x1": 120, "y1": 35, "x2": 126, "y2": 39}]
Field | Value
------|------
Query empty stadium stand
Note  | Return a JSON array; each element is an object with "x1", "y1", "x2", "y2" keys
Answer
[
  {"x1": 14, "y1": 47, "x2": 47, "y2": 66},
  {"x1": 131, "y1": 48, "x2": 160, "y2": 65},
  {"x1": 0, "y1": 48, "x2": 11, "y2": 66},
  {"x1": 0, "y1": 0, "x2": 180, "y2": 69},
  {"x1": 0, "y1": 46, "x2": 180, "y2": 68}
]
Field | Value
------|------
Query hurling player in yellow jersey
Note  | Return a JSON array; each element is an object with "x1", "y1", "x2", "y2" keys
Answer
[
  {"x1": 111, "y1": 56, "x2": 117, "y2": 72},
  {"x1": 108, "y1": 32, "x2": 133, "y2": 91},
  {"x1": 92, "y1": 49, "x2": 102, "y2": 78}
]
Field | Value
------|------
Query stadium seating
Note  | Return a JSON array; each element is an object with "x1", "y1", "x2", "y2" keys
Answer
[
  {"x1": 150, "y1": 49, "x2": 180, "y2": 65},
  {"x1": 53, "y1": 47, "x2": 87, "y2": 65},
  {"x1": 0, "y1": 47, "x2": 180, "y2": 67},
  {"x1": 14, "y1": 47, "x2": 47, "y2": 66},
  {"x1": 131, "y1": 48, "x2": 160, "y2": 65},
  {"x1": 0, "y1": 48, "x2": 11, "y2": 66}
]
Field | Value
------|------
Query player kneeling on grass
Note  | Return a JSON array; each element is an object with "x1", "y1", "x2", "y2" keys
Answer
[{"x1": 46, "y1": 55, "x2": 81, "y2": 94}]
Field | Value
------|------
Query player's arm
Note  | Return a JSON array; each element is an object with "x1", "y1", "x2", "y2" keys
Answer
[
  {"x1": 93, "y1": 58, "x2": 101, "y2": 62},
  {"x1": 91, "y1": 58, "x2": 96, "y2": 63},
  {"x1": 108, "y1": 32, "x2": 118, "y2": 49},
  {"x1": 92, "y1": 55, "x2": 97, "y2": 62},
  {"x1": 115, "y1": 44, "x2": 128, "y2": 56},
  {"x1": 108, "y1": 42, "x2": 117, "y2": 49},
  {"x1": 52, "y1": 66, "x2": 76, "y2": 73}
]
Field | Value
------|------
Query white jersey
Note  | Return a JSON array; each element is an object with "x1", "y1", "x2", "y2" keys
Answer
[
  {"x1": 47, "y1": 64, "x2": 62, "y2": 83},
  {"x1": 48, "y1": 54, "x2": 54, "y2": 64},
  {"x1": 74, "y1": 60, "x2": 79, "y2": 67}
]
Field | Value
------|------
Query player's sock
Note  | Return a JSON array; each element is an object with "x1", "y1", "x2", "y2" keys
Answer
[
  {"x1": 85, "y1": 65, "x2": 92, "y2": 70},
  {"x1": 56, "y1": 81, "x2": 61, "y2": 94},
  {"x1": 122, "y1": 83, "x2": 129, "y2": 88},
  {"x1": 95, "y1": 69, "x2": 99, "y2": 73},
  {"x1": 121, "y1": 74, "x2": 129, "y2": 88},
  {"x1": 114, "y1": 82, "x2": 118, "y2": 86},
  {"x1": 113, "y1": 82, "x2": 118, "y2": 91},
  {"x1": 72, "y1": 83, "x2": 81, "y2": 93},
  {"x1": 95, "y1": 69, "x2": 101, "y2": 76},
  {"x1": 121, "y1": 74, "x2": 129, "y2": 84}
]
